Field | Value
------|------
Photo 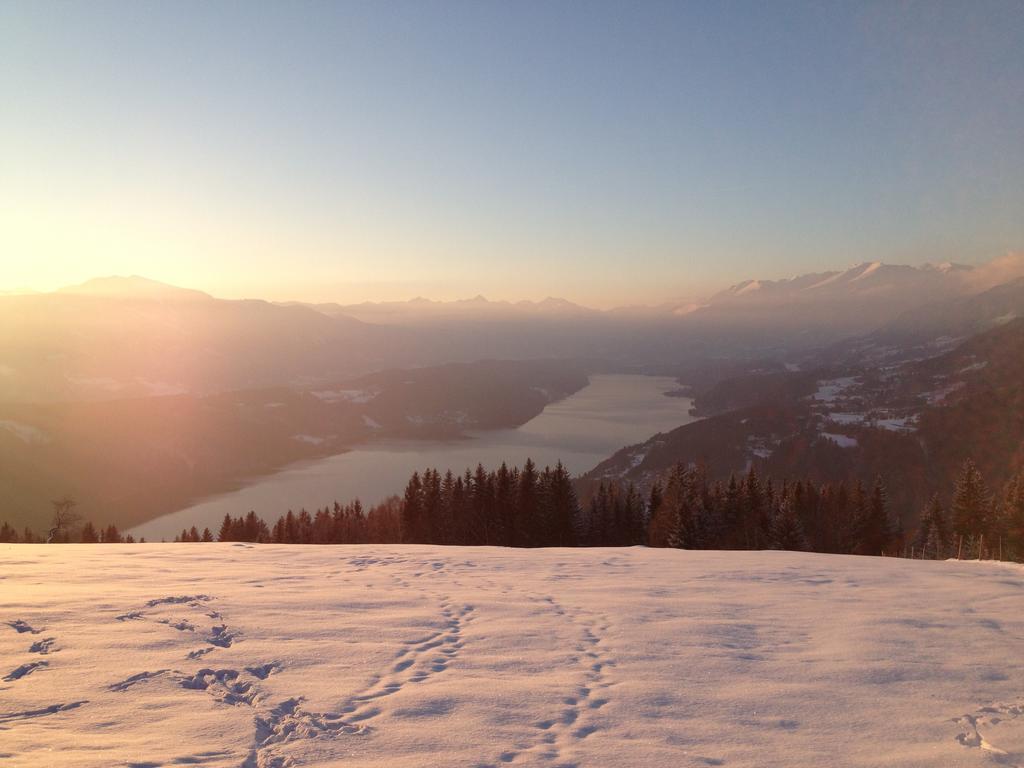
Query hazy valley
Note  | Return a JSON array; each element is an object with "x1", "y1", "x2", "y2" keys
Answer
[{"x1": 2, "y1": 254, "x2": 1024, "y2": 542}]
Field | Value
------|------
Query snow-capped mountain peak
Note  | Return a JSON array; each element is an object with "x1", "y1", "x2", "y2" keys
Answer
[{"x1": 850, "y1": 261, "x2": 883, "y2": 281}]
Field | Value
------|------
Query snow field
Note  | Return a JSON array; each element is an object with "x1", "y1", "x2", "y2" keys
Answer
[{"x1": 1, "y1": 545, "x2": 1022, "y2": 767}]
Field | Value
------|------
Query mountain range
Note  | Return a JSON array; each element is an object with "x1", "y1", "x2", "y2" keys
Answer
[
  {"x1": 3, "y1": 255, "x2": 1024, "y2": 535},
  {"x1": 2, "y1": 254, "x2": 1023, "y2": 404}
]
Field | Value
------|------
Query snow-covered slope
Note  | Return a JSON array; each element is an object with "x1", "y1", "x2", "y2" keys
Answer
[
  {"x1": 2, "y1": 545, "x2": 1022, "y2": 768},
  {"x1": 704, "y1": 261, "x2": 974, "y2": 309}
]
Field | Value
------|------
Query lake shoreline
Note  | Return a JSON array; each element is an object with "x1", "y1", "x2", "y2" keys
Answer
[{"x1": 131, "y1": 375, "x2": 697, "y2": 541}]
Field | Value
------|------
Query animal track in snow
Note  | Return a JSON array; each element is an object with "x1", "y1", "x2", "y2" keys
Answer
[
  {"x1": 109, "y1": 602, "x2": 361, "y2": 768},
  {"x1": 28, "y1": 637, "x2": 57, "y2": 654},
  {"x1": 181, "y1": 668, "x2": 259, "y2": 707},
  {"x1": 246, "y1": 662, "x2": 282, "y2": 680},
  {"x1": 0, "y1": 700, "x2": 87, "y2": 725},
  {"x1": 953, "y1": 701, "x2": 1024, "y2": 766},
  {"x1": 110, "y1": 664, "x2": 276, "y2": 709},
  {"x1": 186, "y1": 663, "x2": 361, "y2": 767},
  {"x1": 146, "y1": 595, "x2": 211, "y2": 607},
  {"x1": 117, "y1": 595, "x2": 239, "y2": 659},
  {"x1": 127, "y1": 749, "x2": 233, "y2": 767},
  {"x1": 109, "y1": 659, "x2": 356, "y2": 767},
  {"x1": 3, "y1": 621, "x2": 61, "y2": 685},
  {"x1": 5, "y1": 620, "x2": 41, "y2": 634},
  {"x1": 482, "y1": 595, "x2": 616, "y2": 767},
  {"x1": 158, "y1": 619, "x2": 196, "y2": 632},
  {"x1": 4, "y1": 660, "x2": 48, "y2": 681},
  {"x1": 244, "y1": 696, "x2": 364, "y2": 768},
  {"x1": 338, "y1": 597, "x2": 474, "y2": 726},
  {"x1": 108, "y1": 670, "x2": 172, "y2": 692},
  {"x1": 209, "y1": 624, "x2": 239, "y2": 648}
]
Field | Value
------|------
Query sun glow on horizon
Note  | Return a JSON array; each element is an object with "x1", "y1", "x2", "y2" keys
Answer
[{"x1": 2, "y1": 2, "x2": 1022, "y2": 306}]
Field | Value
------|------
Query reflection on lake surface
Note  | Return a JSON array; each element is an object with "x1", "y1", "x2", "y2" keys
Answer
[{"x1": 132, "y1": 374, "x2": 696, "y2": 540}]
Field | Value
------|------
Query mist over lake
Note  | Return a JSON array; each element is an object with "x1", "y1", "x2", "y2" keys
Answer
[{"x1": 132, "y1": 375, "x2": 696, "y2": 541}]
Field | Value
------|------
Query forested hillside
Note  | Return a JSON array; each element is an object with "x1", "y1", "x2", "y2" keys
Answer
[{"x1": 9, "y1": 456, "x2": 1022, "y2": 565}]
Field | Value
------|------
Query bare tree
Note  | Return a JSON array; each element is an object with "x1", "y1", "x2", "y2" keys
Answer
[{"x1": 48, "y1": 496, "x2": 81, "y2": 543}]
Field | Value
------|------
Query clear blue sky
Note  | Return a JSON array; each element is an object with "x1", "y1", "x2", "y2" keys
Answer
[{"x1": 2, "y1": 0, "x2": 1022, "y2": 305}]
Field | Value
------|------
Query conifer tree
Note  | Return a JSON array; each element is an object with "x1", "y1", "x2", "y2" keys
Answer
[
  {"x1": 438, "y1": 469, "x2": 459, "y2": 545},
  {"x1": 622, "y1": 482, "x2": 646, "y2": 545},
  {"x1": 296, "y1": 509, "x2": 313, "y2": 543},
  {"x1": 741, "y1": 467, "x2": 765, "y2": 549},
  {"x1": 849, "y1": 480, "x2": 869, "y2": 554},
  {"x1": 999, "y1": 471, "x2": 1024, "y2": 561},
  {"x1": 272, "y1": 516, "x2": 287, "y2": 543},
  {"x1": 951, "y1": 459, "x2": 991, "y2": 543},
  {"x1": 493, "y1": 463, "x2": 515, "y2": 547},
  {"x1": 914, "y1": 495, "x2": 949, "y2": 559},
  {"x1": 827, "y1": 481, "x2": 852, "y2": 553},
  {"x1": 662, "y1": 464, "x2": 693, "y2": 549},
  {"x1": 593, "y1": 481, "x2": 613, "y2": 545},
  {"x1": 858, "y1": 477, "x2": 892, "y2": 555},
  {"x1": 469, "y1": 464, "x2": 493, "y2": 545},
  {"x1": 646, "y1": 476, "x2": 674, "y2": 547},
  {"x1": 720, "y1": 475, "x2": 743, "y2": 548},
  {"x1": 313, "y1": 508, "x2": 332, "y2": 544},
  {"x1": 401, "y1": 472, "x2": 424, "y2": 543},
  {"x1": 545, "y1": 462, "x2": 578, "y2": 547},
  {"x1": 80, "y1": 521, "x2": 99, "y2": 543},
  {"x1": 769, "y1": 497, "x2": 808, "y2": 551},
  {"x1": 517, "y1": 459, "x2": 538, "y2": 547},
  {"x1": 642, "y1": 482, "x2": 664, "y2": 545}
]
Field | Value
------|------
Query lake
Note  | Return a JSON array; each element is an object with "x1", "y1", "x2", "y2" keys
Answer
[{"x1": 131, "y1": 374, "x2": 696, "y2": 540}]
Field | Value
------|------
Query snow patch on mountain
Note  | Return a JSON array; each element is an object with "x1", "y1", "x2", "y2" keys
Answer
[
  {"x1": 812, "y1": 377, "x2": 858, "y2": 403},
  {"x1": 851, "y1": 261, "x2": 882, "y2": 281},
  {"x1": 821, "y1": 432, "x2": 858, "y2": 448},
  {"x1": 734, "y1": 280, "x2": 763, "y2": 296},
  {"x1": 311, "y1": 388, "x2": 378, "y2": 404},
  {"x1": 0, "y1": 420, "x2": 50, "y2": 445},
  {"x1": 292, "y1": 434, "x2": 327, "y2": 445}
]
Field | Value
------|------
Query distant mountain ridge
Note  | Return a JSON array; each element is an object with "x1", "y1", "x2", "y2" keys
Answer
[
  {"x1": 705, "y1": 261, "x2": 973, "y2": 306},
  {"x1": 4, "y1": 253, "x2": 1022, "y2": 403},
  {"x1": 290, "y1": 255, "x2": 1024, "y2": 332},
  {"x1": 286, "y1": 294, "x2": 599, "y2": 324},
  {"x1": 0, "y1": 283, "x2": 409, "y2": 402},
  {"x1": 57, "y1": 275, "x2": 214, "y2": 302}
]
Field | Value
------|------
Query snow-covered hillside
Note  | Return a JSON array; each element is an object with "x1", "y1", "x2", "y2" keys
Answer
[{"x1": 1, "y1": 545, "x2": 1022, "y2": 767}]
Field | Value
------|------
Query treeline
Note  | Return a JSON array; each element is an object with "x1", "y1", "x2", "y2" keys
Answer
[
  {"x1": 184, "y1": 457, "x2": 1024, "y2": 561},
  {"x1": 212, "y1": 461, "x2": 577, "y2": 546},
  {"x1": 638, "y1": 459, "x2": 1023, "y2": 560},
  {"x1": 913, "y1": 459, "x2": 1024, "y2": 561},
  {"x1": 3, "y1": 459, "x2": 1022, "y2": 560},
  {"x1": 0, "y1": 515, "x2": 138, "y2": 544},
  {"x1": 630, "y1": 458, "x2": 1024, "y2": 559},
  {"x1": 205, "y1": 498, "x2": 402, "y2": 545}
]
